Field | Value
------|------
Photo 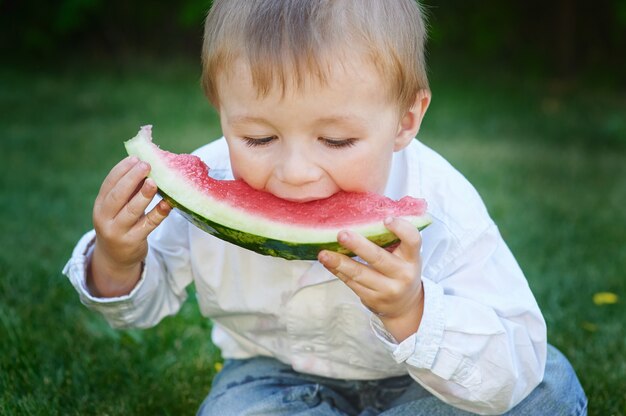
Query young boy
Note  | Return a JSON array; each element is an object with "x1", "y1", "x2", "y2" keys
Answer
[{"x1": 64, "y1": 0, "x2": 587, "y2": 414}]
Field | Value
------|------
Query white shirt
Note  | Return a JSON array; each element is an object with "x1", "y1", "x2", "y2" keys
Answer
[{"x1": 64, "y1": 138, "x2": 546, "y2": 415}]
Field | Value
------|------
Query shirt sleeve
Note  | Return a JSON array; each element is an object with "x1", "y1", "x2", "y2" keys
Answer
[
  {"x1": 371, "y1": 223, "x2": 547, "y2": 415},
  {"x1": 62, "y1": 210, "x2": 194, "y2": 329}
]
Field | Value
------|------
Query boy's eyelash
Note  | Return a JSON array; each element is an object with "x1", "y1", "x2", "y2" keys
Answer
[
  {"x1": 242, "y1": 136, "x2": 276, "y2": 147},
  {"x1": 241, "y1": 136, "x2": 357, "y2": 148},
  {"x1": 319, "y1": 137, "x2": 357, "y2": 148}
]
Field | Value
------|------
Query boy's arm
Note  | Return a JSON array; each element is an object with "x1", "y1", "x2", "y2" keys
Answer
[
  {"x1": 371, "y1": 223, "x2": 546, "y2": 415},
  {"x1": 63, "y1": 155, "x2": 194, "y2": 328},
  {"x1": 63, "y1": 205, "x2": 194, "y2": 329},
  {"x1": 321, "y1": 217, "x2": 545, "y2": 413}
]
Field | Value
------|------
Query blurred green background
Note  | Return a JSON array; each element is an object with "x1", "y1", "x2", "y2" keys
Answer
[
  {"x1": 1, "y1": 1, "x2": 625, "y2": 415},
  {"x1": 3, "y1": 0, "x2": 626, "y2": 82}
]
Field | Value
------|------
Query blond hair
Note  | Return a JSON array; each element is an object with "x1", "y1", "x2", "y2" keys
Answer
[{"x1": 202, "y1": 0, "x2": 428, "y2": 114}]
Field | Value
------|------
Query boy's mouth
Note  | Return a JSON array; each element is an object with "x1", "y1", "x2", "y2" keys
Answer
[
  {"x1": 262, "y1": 183, "x2": 338, "y2": 203},
  {"x1": 278, "y1": 195, "x2": 331, "y2": 203}
]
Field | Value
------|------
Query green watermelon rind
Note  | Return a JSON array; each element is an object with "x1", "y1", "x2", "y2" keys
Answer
[{"x1": 160, "y1": 189, "x2": 428, "y2": 260}]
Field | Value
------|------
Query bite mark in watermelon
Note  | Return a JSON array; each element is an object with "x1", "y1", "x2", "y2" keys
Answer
[{"x1": 124, "y1": 125, "x2": 431, "y2": 260}]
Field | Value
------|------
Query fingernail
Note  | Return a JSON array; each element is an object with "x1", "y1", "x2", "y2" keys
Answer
[
  {"x1": 384, "y1": 217, "x2": 393, "y2": 225},
  {"x1": 129, "y1": 156, "x2": 138, "y2": 164},
  {"x1": 318, "y1": 251, "x2": 329, "y2": 263},
  {"x1": 338, "y1": 231, "x2": 350, "y2": 243},
  {"x1": 157, "y1": 200, "x2": 171, "y2": 214},
  {"x1": 142, "y1": 179, "x2": 155, "y2": 195}
]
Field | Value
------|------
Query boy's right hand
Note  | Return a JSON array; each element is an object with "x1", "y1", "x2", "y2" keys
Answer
[{"x1": 88, "y1": 156, "x2": 171, "y2": 297}]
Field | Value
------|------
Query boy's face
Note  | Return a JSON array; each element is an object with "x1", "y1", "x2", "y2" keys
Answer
[{"x1": 217, "y1": 59, "x2": 428, "y2": 202}]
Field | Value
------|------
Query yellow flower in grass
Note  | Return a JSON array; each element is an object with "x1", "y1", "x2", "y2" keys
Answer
[
  {"x1": 592, "y1": 292, "x2": 619, "y2": 305},
  {"x1": 214, "y1": 362, "x2": 224, "y2": 373}
]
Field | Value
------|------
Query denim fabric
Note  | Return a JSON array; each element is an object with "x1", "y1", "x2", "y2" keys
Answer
[{"x1": 197, "y1": 345, "x2": 587, "y2": 416}]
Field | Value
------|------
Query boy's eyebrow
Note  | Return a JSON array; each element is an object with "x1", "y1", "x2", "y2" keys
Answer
[
  {"x1": 316, "y1": 115, "x2": 368, "y2": 127},
  {"x1": 228, "y1": 115, "x2": 272, "y2": 126},
  {"x1": 228, "y1": 114, "x2": 368, "y2": 127}
]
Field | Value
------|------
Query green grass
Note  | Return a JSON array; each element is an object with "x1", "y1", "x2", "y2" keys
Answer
[{"x1": 1, "y1": 58, "x2": 625, "y2": 415}]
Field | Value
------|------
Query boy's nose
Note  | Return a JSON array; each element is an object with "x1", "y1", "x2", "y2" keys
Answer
[{"x1": 275, "y1": 148, "x2": 323, "y2": 186}]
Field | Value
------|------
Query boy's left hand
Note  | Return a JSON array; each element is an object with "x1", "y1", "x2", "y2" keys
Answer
[{"x1": 318, "y1": 217, "x2": 424, "y2": 342}]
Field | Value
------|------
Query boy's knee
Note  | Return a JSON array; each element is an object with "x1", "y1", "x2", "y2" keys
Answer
[
  {"x1": 514, "y1": 345, "x2": 587, "y2": 415},
  {"x1": 196, "y1": 357, "x2": 338, "y2": 415},
  {"x1": 197, "y1": 382, "x2": 341, "y2": 416}
]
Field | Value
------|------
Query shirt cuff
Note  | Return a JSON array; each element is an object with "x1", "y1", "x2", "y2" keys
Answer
[
  {"x1": 370, "y1": 277, "x2": 445, "y2": 369},
  {"x1": 62, "y1": 230, "x2": 149, "y2": 308}
]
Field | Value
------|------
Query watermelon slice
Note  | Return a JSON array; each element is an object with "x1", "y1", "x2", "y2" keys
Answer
[{"x1": 124, "y1": 126, "x2": 431, "y2": 260}]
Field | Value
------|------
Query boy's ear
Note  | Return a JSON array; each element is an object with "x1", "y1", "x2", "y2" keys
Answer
[{"x1": 393, "y1": 90, "x2": 431, "y2": 151}]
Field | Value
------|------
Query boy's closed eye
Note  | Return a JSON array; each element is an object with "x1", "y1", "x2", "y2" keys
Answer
[
  {"x1": 242, "y1": 136, "x2": 277, "y2": 147},
  {"x1": 242, "y1": 136, "x2": 358, "y2": 149},
  {"x1": 322, "y1": 137, "x2": 357, "y2": 148}
]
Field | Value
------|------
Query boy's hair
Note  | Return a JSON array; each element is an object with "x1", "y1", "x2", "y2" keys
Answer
[{"x1": 202, "y1": 0, "x2": 429, "y2": 114}]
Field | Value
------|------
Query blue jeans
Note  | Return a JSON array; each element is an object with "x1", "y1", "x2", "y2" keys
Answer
[{"x1": 198, "y1": 345, "x2": 587, "y2": 415}]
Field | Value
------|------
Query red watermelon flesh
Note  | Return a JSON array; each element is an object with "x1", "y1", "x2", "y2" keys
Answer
[{"x1": 161, "y1": 146, "x2": 427, "y2": 228}]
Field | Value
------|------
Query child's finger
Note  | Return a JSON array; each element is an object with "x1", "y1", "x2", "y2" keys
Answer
[
  {"x1": 318, "y1": 250, "x2": 381, "y2": 291},
  {"x1": 383, "y1": 217, "x2": 422, "y2": 262},
  {"x1": 100, "y1": 161, "x2": 151, "y2": 218},
  {"x1": 335, "y1": 229, "x2": 406, "y2": 278},
  {"x1": 114, "y1": 178, "x2": 159, "y2": 228},
  {"x1": 97, "y1": 156, "x2": 139, "y2": 201},
  {"x1": 130, "y1": 199, "x2": 172, "y2": 240},
  {"x1": 319, "y1": 251, "x2": 399, "y2": 313}
]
